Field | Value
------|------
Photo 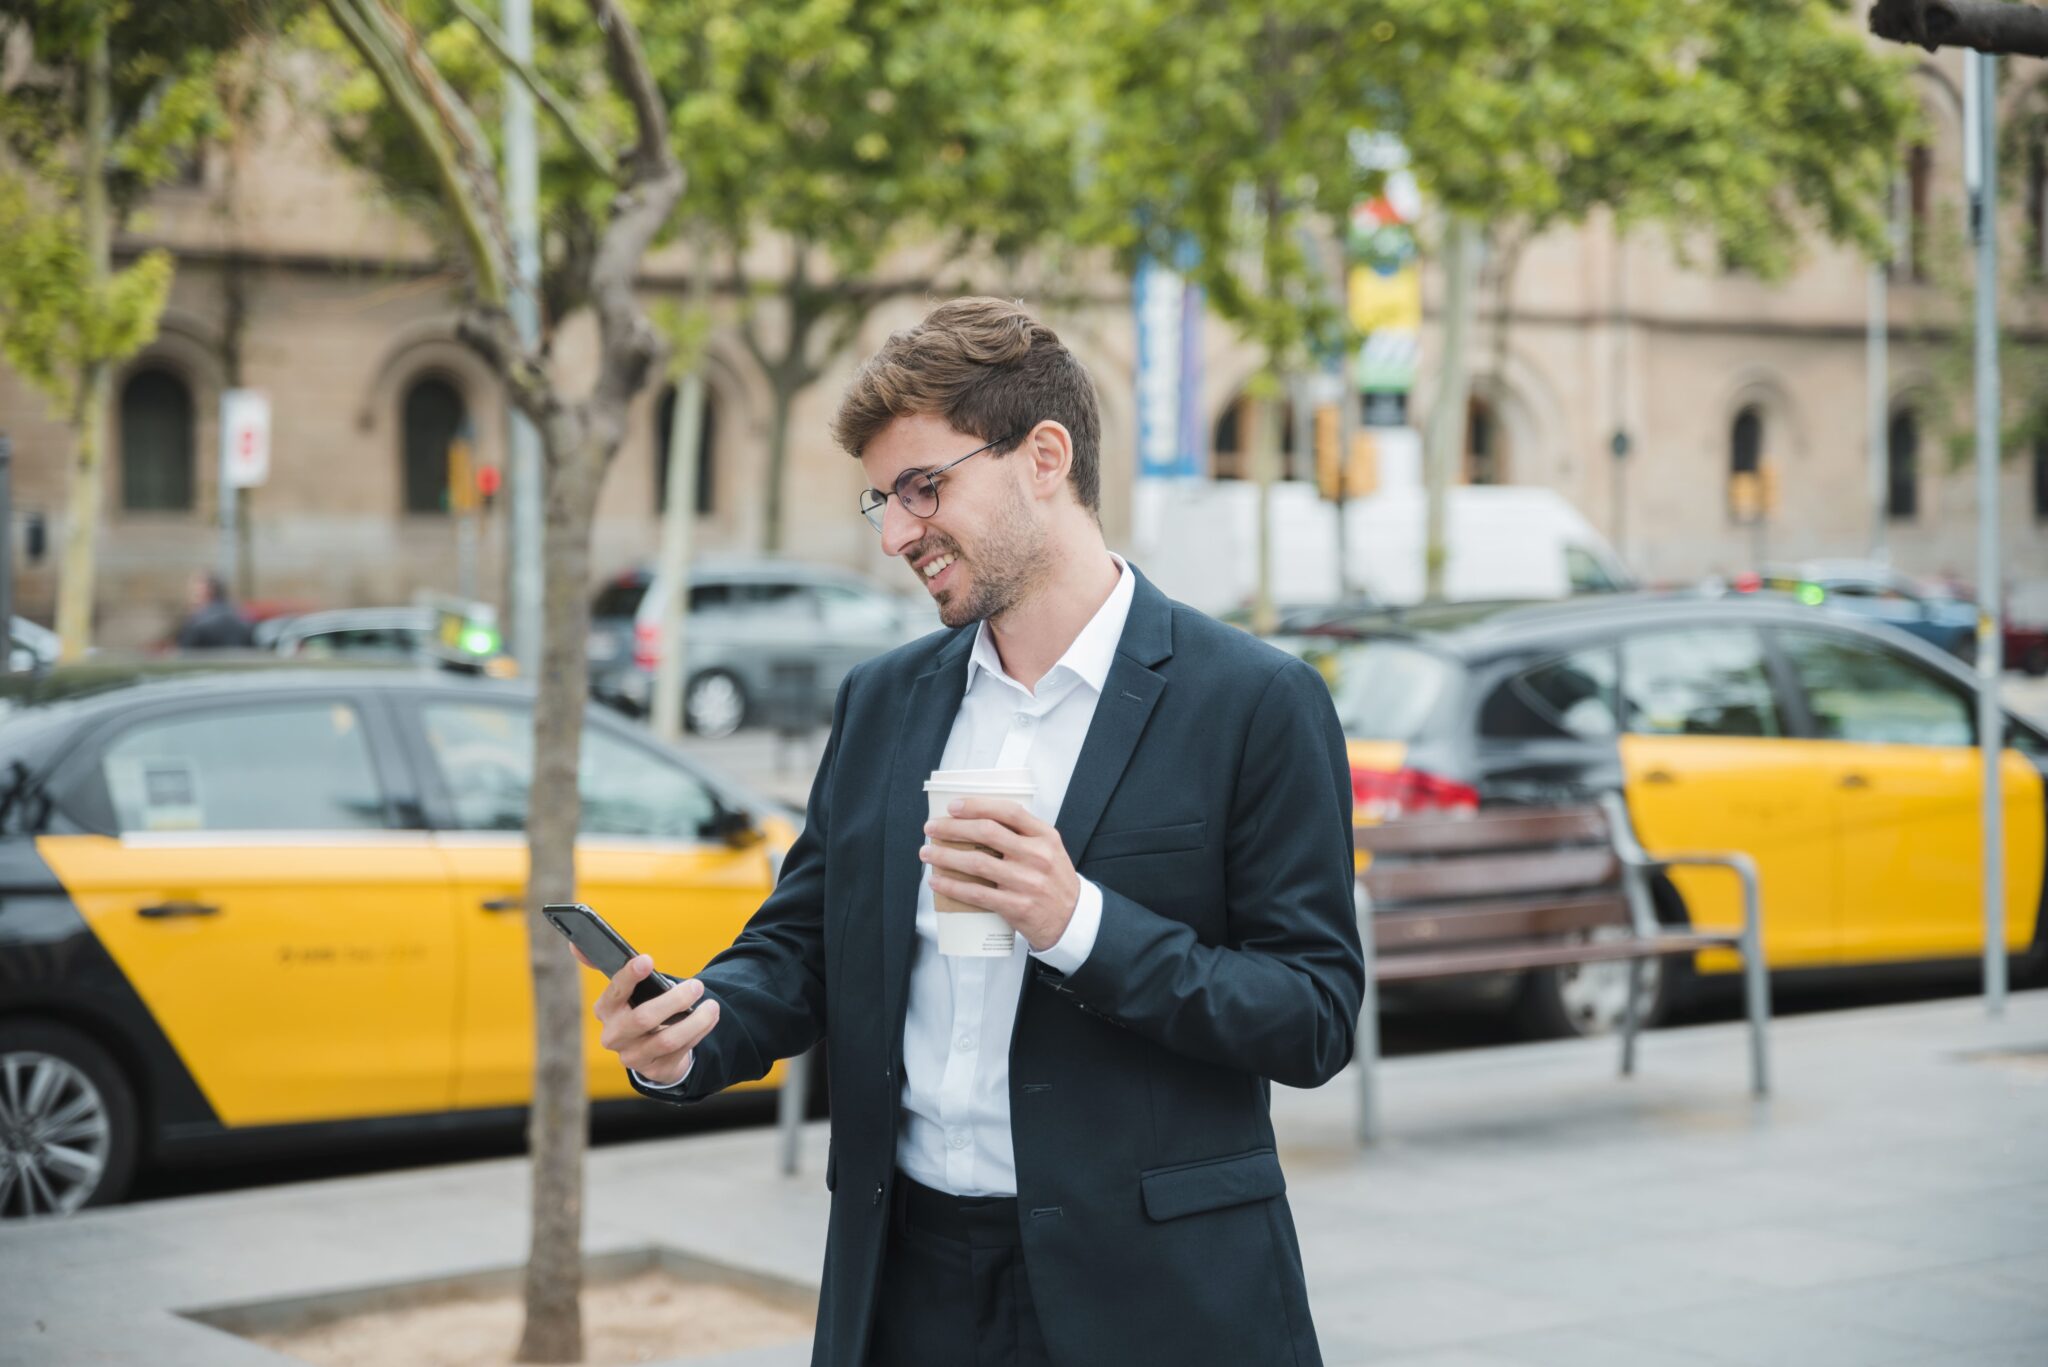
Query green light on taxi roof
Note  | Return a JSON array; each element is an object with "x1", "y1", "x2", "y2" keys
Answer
[
  {"x1": 1796, "y1": 583, "x2": 1826, "y2": 606},
  {"x1": 461, "y1": 626, "x2": 500, "y2": 655}
]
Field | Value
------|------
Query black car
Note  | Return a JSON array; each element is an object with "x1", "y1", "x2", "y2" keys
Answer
[{"x1": 1285, "y1": 593, "x2": 2048, "y2": 1039}]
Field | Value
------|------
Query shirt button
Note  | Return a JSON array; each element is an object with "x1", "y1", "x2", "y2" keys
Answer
[
  {"x1": 955, "y1": 1033, "x2": 975, "y2": 1053},
  {"x1": 948, "y1": 1131, "x2": 970, "y2": 1151},
  {"x1": 1014, "y1": 713, "x2": 1035, "y2": 728}
]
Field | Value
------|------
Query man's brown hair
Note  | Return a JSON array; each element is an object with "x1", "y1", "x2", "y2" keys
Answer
[{"x1": 832, "y1": 297, "x2": 1102, "y2": 515}]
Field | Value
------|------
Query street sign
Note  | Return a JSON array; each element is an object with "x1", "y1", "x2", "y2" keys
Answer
[{"x1": 220, "y1": 389, "x2": 270, "y2": 488}]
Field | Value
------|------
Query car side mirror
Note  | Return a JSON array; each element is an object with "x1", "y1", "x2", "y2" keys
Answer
[{"x1": 703, "y1": 804, "x2": 765, "y2": 849}]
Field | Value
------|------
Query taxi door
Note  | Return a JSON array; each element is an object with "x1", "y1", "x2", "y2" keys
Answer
[
  {"x1": 1773, "y1": 627, "x2": 2045, "y2": 963},
  {"x1": 1614, "y1": 625, "x2": 1842, "y2": 969},
  {"x1": 33, "y1": 696, "x2": 461, "y2": 1127},
  {"x1": 403, "y1": 698, "x2": 781, "y2": 1109}
]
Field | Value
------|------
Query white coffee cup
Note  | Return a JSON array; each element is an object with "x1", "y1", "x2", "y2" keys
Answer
[{"x1": 924, "y1": 767, "x2": 1036, "y2": 957}]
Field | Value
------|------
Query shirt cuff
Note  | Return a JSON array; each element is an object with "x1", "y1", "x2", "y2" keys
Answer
[
  {"x1": 631, "y1": 1054, "x2": 693, "y2": 1090},
  {"x1": 1031, "y1": 877, "x2": 1102, "y2": 976}
]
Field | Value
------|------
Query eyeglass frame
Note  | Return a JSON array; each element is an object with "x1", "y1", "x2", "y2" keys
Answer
[{"x1": 858, "y1": 430, "x2": 1027, "y2": 533}]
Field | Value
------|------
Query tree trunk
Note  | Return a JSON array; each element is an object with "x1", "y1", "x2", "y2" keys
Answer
[
  {"x1": 1249, "y1": 382, "x2": 1281, "y2": 635},
  {"x1": 650, "y1": 369, "x2": 705, "y2": 742},
  {"x1": 56, "y1": 21, "x2": 112, "y2": 663},
  {"x1": 515, "y1": 424, "x2": 601, "y2": 1364},
  {"x1": 1422, "y1": 216, "x2": 1478, "y2": 603},
  {"x1": 762, "y1": 377, "x2": 796, "y2": 554}
]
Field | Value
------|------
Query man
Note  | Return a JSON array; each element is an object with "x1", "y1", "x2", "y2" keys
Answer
[
  {"x1": 174, "y1": 571, "x2": 255, "y2": 649},
  {"x1": 591, "y1": 298, "x2": 1362, "y2": 1366}
]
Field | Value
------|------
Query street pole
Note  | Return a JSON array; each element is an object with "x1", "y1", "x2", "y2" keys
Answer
[
  {"x1": 503, "y1": 0, "x2": 544, "y2": 676},
  {"x1": 0, "y1": 435, "x2": 13, "y2": 660},
  {"x1": 1422, "y1": 216, "x2": 1477, "y2": 603},
  {"x1": 1965, "y1": 50, "x2": 2006, "y2": 1018},
  {"x1": 649, "y1": 243, "x2": 710, "y2": 745},
  {"x1": 217, "y1": 396, "x2": 239, "y2": 593},
  {"x1": 1867, "y1": 184, "x2": 1896, "y2": 566}
]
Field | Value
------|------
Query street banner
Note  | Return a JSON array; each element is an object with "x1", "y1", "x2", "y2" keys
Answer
[{"x1": 1134, "y1": 253, "x2": 1202, "y2": 479}]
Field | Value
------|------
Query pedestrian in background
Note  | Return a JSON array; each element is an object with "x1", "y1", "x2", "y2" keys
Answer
[{"x1": 174, "y1": 572, "x2": 254, "y2": 650}]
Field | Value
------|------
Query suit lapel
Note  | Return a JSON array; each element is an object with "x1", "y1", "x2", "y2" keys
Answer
[
  {"x1": 1053, "y1": 568, "x2": 1176, "y2": 866},
  {"x1": 880, "y1": 630, "x2": 975, "y2": 1041}
]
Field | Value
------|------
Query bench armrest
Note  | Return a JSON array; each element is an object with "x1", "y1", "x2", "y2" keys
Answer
[{"x1": 1621, "y1": 850, "x2": 1763, "y2": 944}]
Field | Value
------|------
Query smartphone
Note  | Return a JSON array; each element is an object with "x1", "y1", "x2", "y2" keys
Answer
[{"x1": 542, "y1": 903, "x2": 694, "y2": 1023}]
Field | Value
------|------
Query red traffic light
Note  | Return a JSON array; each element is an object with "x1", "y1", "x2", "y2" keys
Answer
[{"x1": 476, "y1": 465, "x2": 502, "y2": 498}]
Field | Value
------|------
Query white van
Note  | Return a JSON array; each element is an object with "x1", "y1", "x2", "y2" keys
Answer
[{"x1": 1133, "y1": 480, "x2": 1631, "y2": 614}]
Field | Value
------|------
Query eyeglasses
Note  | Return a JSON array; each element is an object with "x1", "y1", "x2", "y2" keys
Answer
[{"x1": 858, "y1": 432, "x2": 1022, "y2": 533}]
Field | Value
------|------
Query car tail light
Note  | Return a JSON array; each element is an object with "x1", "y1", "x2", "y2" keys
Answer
[
  {"x1": 1351, "y1": 766, "x2": 1479, "y2": 822},
  {"x1": 632, "y1": 620, "x2": 660, "y2": 672},
  {"x1": 1731, "y1": 572, "x2": 1762, "y2": 594}
]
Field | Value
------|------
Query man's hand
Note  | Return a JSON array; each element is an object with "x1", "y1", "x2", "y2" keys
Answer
[
  {"x1": 922, "y1": 798, "x2": 1080, "y2": 952},
  {"x1": 578, "y1": 948, "x2": 719, "y2": 1087}
]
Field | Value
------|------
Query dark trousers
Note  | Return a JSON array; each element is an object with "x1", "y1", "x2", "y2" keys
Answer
[{"x1": 866, "y1": 1175, "x2": 1052, "y2": 1367}]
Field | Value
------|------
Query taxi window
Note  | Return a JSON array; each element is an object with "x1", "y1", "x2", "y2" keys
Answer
[
  {"x1": 1776, "y1": 629, "x2": 1972, "y2": 746},
  {"x1": 420, "y1": 702, "x2": 719, "y2": 839},
  {"x1": 1620, "y1": 627, "x2": 1782, "y2": 738},
  {"x1": 1483, "y1": 647, "x2": 1619, "y2": 741},
  {"x1": 100, "y1": 703, "x2": 386, "y2": 833}
]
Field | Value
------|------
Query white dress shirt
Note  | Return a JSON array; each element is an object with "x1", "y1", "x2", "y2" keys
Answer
[
  {"x1": 895, "y1": 554, "x2": 1132, "y2": 1196},
  {"x1": 640, "y1": 557, "x2": 1135, "y2": 1200}
]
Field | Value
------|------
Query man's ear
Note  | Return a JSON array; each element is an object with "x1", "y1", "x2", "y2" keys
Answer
[{"x1": 1024, "y1": 421, "x2": 1074, "y2": 502}]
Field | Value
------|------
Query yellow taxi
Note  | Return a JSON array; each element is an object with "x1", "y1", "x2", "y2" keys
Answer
[
  {"x1": 1285, "y1": 594, "x2": 2047, "y2": 1038},
  {"x1": 0, "y1": 664, "x2": 797, "y2": 1217}
]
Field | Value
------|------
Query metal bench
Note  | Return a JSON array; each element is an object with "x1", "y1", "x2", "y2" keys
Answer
[{"x1": 1353, "y1": 793, "x2": 1769, "y2": 1142}]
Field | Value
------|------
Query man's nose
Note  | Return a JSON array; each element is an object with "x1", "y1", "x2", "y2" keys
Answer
[{"x1": 880, "y1": 498, "x2": 924, "y2": 558}]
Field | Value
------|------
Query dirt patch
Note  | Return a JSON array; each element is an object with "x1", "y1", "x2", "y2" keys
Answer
[{"x1": 251, "y1": 1270, "x2": 813, "y2": 1366}]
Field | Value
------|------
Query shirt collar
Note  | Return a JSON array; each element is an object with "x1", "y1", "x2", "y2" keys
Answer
[{"x1": 966, "y1": 553, "x2": 1134, "y2": 698}]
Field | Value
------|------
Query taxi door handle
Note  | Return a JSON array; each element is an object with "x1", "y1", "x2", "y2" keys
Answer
[
  {"x1": 1838, "y1": 772, "x2": 1871, "y2": 790},
  {"x1": 1640, "y1": 769, "x2": 1677, "y2": 785},
  {"x1": 138, "y1": 900, "x2": 219, "y2": 919},
  {"x1": 480, "y1": 896, "x2": 525, "y2": 913}
]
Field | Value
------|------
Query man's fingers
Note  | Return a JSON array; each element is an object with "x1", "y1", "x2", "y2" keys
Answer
[
  {"x1": 942, "y1": 797, "x2": 1052, "y2": 838},
  {"x1": 619, "y1": 999, "x2": 719, "y2": 1074},
  {"x1": 595, "y1": 955, "x2": 653, "y2": 1017},
  {"x1": 922, "y1": 842, "x2": 1012, "y2": 887},
  {"x1": 924, "y1": 817, "x2": 1029, "y2": 858},
  {"x1": 928, "y1": 874, "x2": 1019, "y2": 917},
  {"x1": 627, "y1": 978, "x2": 706, "y2": 1036}
]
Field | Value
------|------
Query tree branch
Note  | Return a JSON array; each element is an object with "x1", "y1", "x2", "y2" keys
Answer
[
  {"x1": 591, "y1": 0, "x2": 671, "y2": 183},
  {"x1": 449, "y1": 0, "x2": 617, "y2": 183},
  {"x1": 1870, "y1": 0, "x2": 2048, "y2": 57}
]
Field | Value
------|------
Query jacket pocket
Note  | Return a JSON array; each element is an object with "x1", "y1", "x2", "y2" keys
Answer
[
  {"x1": 1087, "y1": 820, "x2": 1208, "y2": 861},
  {"x1": 1139, "y1": 1147, "x2": 1285, "y2": 1222}
]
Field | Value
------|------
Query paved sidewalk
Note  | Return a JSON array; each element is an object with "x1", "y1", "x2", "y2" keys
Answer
[{"x1": 4, "y1": 991, "x2": 2045, "y2": 1366}]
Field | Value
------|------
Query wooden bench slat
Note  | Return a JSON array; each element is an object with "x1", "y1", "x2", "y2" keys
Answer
[
  {"x1": 1376, "y1": 932, "x2": 1742, "y2": 982},
  {"x1": 1365, "y1": 847, "x2": 1619, "y2": 905},
  {"x1": 1358, "y1": 807, "x2": 1608, "y2": 856},
  {"x1": 1373, "y1": 894, "x2": 1630, "y2": 950}
]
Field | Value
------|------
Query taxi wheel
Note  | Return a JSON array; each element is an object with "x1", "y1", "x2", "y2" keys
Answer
[
  {"x1": 1512, "y1": 938, "x2": 1672, "y2": 1041},
  {"x1": 0, "y1": 1022, "x2": 139, "y2": 1218},
  {"x1": 684, "y1": 670, "x2": 747, "y2": 739}
]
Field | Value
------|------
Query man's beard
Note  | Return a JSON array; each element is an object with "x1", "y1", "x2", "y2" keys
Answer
[{"x1": 936, "y1": 480, "x2": 1048, "y2": 629}]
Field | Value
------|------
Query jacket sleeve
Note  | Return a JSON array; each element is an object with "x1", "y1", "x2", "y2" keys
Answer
[
  {"x1": 1057, "y1": 657, "x2": 1364, "y2": 1089},
  {"x1": 629, "y1": 673, "x2": 848, "y2": 1105}
]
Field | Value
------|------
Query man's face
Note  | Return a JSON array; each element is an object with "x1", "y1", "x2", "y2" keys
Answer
[{"x1": 861, "y1": 413, "x2": 1047, "y2": 629}]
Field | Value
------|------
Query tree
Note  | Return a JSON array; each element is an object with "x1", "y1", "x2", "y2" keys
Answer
[
  {"x1": 1086, "y1": 0, "x2": 1916, "y2": 604},
  {"x1": 1872, "y1": 0, "x2": 2048, "y2": 57},
  {"x1": 0, "y1": 1, "x2": 259, "y2": 658},
  {"x1": 310, "y1": 1, "x2": 682, "y2": 1360}
]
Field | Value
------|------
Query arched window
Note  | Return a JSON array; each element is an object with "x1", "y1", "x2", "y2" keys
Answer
[
  {"x1": 1465, "y1": 395, "x2": 1506, "y2": 485},
  {"x1": 1887, "y1": 409, "x2": 1919, "y2": 521},
  {"x1": 1904, "y1": 143, "x2": 1933, "y2": 283},
  {"x1": 1728, "y1": 405, "x2": 1765, "y2": 523},
  {"x1": 119, "y1": 368, "x2": 195, "y2": 512},
  {"x1": 1208, "y1": 391, "x2": 1297, "y2": 482},
  {"x1": 401, "y1": 375, "x2": 466, "y2": 514},
  {"x1": 654, "y1": 383, "x2": 718, "y2": 516}
]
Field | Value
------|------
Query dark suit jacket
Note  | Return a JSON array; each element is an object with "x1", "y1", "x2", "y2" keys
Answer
[{"x1": 632, "y1": 566, "x2": 1364, "y2": 1367}]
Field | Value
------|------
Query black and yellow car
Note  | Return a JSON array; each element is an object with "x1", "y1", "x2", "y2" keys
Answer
[
  {"x1": 1284, "y1": 593, "x2": 2048, "y2": 1038},
  {"x1": 0, "y1": 664, "x2": 797, "y2": 1218}
]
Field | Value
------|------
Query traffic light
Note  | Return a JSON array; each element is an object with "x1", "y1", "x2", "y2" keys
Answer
[{"x1": 476, "y1": 463, "x2": 501, "y2": 512}]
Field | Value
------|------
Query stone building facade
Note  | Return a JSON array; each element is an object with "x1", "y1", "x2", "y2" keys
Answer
[{"x1": 3, "y1": 44, "x2": 2045, "y2": 648}]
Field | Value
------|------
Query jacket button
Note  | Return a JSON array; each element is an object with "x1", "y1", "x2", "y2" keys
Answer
[{"x1": 873, "y1": 1181, "x2": 884, "y2": 1207}]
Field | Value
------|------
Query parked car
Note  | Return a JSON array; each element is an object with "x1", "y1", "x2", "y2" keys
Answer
[
  {"x1": 1283, "y1": 592, "x2": 2048, "y2": 1039},
  {"x1": 0, "y1": 664, "x2": 799, "y2": 1217},
  {"x1": 588, "y1": 559, "x2": 927, "y2": 737},
  {"x1": 1723, "y1": 560, "x2": 1980, "y2": 661},
  {"x1": 265, "y1": 602, "x2": 516, "y2": 678}
]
